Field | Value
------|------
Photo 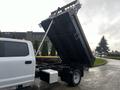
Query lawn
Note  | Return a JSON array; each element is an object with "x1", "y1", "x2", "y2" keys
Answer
[{"x1": 93, "y1": 58, "x2": 107, "y2": 67}]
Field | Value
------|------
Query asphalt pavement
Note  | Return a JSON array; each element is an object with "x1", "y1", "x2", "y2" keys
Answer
[{"x1": 5, "y1": 58, "x2": 120, "y2": 90}]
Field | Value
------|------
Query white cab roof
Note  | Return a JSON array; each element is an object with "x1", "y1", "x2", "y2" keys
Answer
[{"x1": 0, "y1": 38, "x2": 30, "y2": 43}]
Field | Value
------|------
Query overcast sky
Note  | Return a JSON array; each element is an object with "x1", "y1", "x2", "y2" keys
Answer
[{"x1": 0, "y1": 0, "x2": 120, "y2": 51}]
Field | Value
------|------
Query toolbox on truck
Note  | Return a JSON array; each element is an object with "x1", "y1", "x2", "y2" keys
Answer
[{"x1": 40, "y1": 2, "x2": 95, "y2": 67}]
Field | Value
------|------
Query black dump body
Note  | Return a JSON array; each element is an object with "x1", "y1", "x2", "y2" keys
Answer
[{"x1": 41, "y1": 7, "x2": 95, "y2": 67}]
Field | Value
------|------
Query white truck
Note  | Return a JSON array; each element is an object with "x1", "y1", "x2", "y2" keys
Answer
[
  {"x1": 0, "y1": 37, "x2": 82, "y2": 89},
  {"x1": 0, "y1": 0, "x2": 95, "y2": 89}
]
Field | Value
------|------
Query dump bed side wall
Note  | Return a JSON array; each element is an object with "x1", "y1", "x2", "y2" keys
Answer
[{"x1": 71, "y1": 14, "x2": 95, "y2": 66}]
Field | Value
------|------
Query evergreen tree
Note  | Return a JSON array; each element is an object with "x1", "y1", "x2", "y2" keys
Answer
[
  {"x1": 41, "y1": 41, "x2": 48, "y2": 56},
  {"x1": 95, "y1": 36, "x2": 109, "y2": 56},
  {"x1": 50, "y1": 45, "x2": 56, "y2": 56}
]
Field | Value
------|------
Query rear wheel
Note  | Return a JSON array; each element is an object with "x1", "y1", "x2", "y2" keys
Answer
[
  {"x1": 61, "y1": 69, "x2": 81, "y2": 87},
  {"x1": 69, "y1": 70, "x2": 81, "y2": 86}
]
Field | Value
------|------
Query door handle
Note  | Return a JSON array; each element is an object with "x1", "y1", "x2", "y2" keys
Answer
[{"x1": 25, "y1": 61, "x2": 32, "y2": 64}]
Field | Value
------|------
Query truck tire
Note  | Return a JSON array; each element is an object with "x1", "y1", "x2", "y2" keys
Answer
[
  {"x1": 61, "y1": 69, "x2": 81, "y2": 87},
  {"x1": 68, "y1": 69, "x2": 81, "y2": 86}
]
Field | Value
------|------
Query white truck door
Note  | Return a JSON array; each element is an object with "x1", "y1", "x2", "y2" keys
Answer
[{"x1": 0, "y1": 39, "x2": 35, "y2": 88}]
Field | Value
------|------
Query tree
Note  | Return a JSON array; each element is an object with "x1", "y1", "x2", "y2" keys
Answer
[
  {"x1": 33, "y1": 40, "x2": 39, "y2": 52},
  {"x1": 41, "y1": 41, "x2": 48, "y2": 56},
  {"x1": 50, "y1": 45, "x2": 56, "y2": 56},
  {"x1": 95, "y1": 36, "x2": 110, "y2": 56}
]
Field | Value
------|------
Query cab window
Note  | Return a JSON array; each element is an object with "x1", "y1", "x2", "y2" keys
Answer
[{"x1": 0, "y1": 41, "x2": 29, "y2": 57}]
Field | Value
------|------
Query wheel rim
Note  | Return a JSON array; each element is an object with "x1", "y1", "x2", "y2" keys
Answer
[{"x1": 73, "y1": 72, "x2": 80, "y2": 84}]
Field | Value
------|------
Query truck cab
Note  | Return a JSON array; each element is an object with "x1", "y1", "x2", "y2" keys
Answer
[{"x1": 0, "y1": 38, "x2": 36, "y2": 88}]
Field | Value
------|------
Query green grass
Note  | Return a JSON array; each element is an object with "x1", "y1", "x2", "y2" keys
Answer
[
  {"x1": 93, "y1": 58, "x2": 107, "y2": 67},
  {"x1": 105, "y1": 56, "x2": 120, "y2": 60}
]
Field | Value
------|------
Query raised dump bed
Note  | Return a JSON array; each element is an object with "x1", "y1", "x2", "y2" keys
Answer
[{"x1": 40, "y1": 3, "x2": 95, "y2": 67}]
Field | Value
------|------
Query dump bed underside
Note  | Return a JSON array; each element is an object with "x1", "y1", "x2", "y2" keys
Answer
[{"x1": 41, "y1": 11, "x2": 95, "y2": 67}]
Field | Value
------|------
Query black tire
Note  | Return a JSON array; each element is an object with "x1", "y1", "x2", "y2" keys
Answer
[
  {"x1": 61, "y1": 69, "x2": 81, "y2": 87},
  {"x1": 68, "y1": 69, "x2": 81, "y2": 86}
]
